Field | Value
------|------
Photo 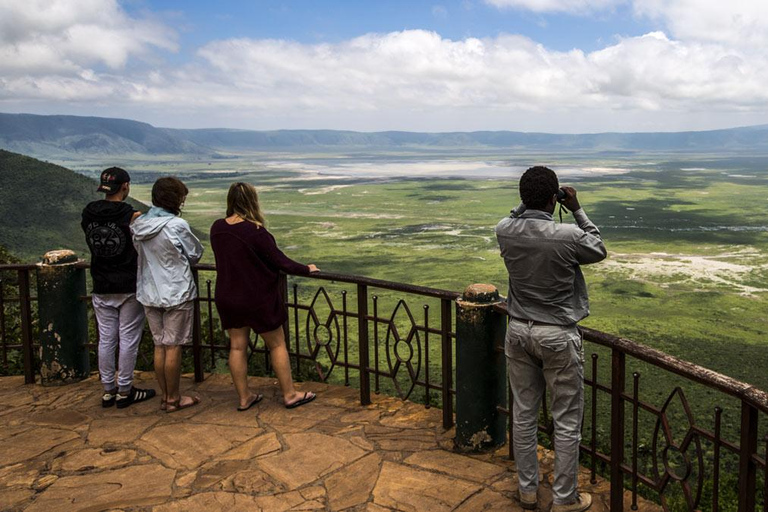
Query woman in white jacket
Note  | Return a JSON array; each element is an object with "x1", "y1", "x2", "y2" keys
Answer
[{"x1": 132, "y1": 177, "x2": 203, "y2": 413}]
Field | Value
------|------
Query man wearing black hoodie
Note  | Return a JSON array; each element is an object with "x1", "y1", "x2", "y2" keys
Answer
[{"x1": 82, "y1": 168, "x2": 156, "y2": 409}]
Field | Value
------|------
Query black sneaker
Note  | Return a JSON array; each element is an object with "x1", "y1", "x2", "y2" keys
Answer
[
  {"x1": 101, "y1": 390, "x2": 117, "y2": 408},
  {"x1": 116, "y1": 387, "x2": 157, "y2": 409}
]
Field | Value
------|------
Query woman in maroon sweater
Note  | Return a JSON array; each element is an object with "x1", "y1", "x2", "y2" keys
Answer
[{"x1": 210, "y1": 182, "x2": 319, "y2": 410}]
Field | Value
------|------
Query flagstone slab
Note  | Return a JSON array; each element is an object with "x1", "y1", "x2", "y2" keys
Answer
[
  {"x1": 151, "y1": 489, "x2": 319, "y2": 512},
  {"x1": 0, "y1": 487, "x2": 35, "y2": 509},
  {"x1": 1, "y1": 427, "x2": 81, "y2": 466},
  {"x1": 51, "y1": 447, "x2": 137, "y2": 472},
  {"x1": 453, "y1": 488, "x2": 517, "y2": 511},
  {"x1": 192, "y1": 460, "x2": 260, "y2": 490},
  {"x1": 225, "y1": 468, "x2": 285, "y2": 494},
  {"x1": 372, "y1": 461, "x2": 482, "y2": 512},
  {"x1": 24, "y1": 409, "x2": 91, "y2": 429},
  {"x1": 258, "y1": 432, "x2": 367, "y2": 489},
  {"x1": 326, "y1": 452, "x2": 382, "y2": 510},
  {"x1": 218, "y1": 431, "x2": 280, "y2": 460},
  {"x1": 187, "y1": 399, "x2": 266, "y2": 427},
  {"x1": 404, "y1": 450, "x2": 507, "y2": 483},
  {"x1": 0, "y1": 461, "x2": 43, "y2": 488},
  {"x1": 367, "y1": 428, "x2": 437, "y2": 452},
  {"x1": 87, "y1": 416, "x2": 160, "y2": 446},
  {"x1": 256, "y1": 403, "x2": 346, "y2": 433},
  {"x1": 136, "y1": 423, "x2": 258, "y2": 469},
  {"x1": 379, "y1": 401, "x2": 441, "y2": 430},
  {"x1": 25, "y1": 463, "x2": 175, "y2": 512}
]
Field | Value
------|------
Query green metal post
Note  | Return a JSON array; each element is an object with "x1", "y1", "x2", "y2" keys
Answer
[
  {"x1": 36, "y1": 250, "x2": 89, "y2": 385},
  {"x1": 455, "y1": 284, "x2": 507, "y2": 451}
]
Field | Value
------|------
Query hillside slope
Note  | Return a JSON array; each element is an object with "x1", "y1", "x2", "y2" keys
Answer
[
  {"x1": 0, "y1": 113, "x2": 209, "y2": 158},
  {"x1": 0, "y1": 149, "x2": 147, "y2": 260}
]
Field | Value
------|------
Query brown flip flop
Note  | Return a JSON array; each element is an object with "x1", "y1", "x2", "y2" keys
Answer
[
  {"x1": 166, "y1": 395, "x2": 200, "y2": 413},
  {"x1": 237, "y1": 394, "x2": 263, "y2": 411},
  {"x1": 285, "y1": 391, "x2": 316, "y2": 409}
]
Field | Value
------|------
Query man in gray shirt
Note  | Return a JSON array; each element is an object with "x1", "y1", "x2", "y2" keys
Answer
[{"x1": 495, "y1": 166, "x2": 606, "y2": 512}]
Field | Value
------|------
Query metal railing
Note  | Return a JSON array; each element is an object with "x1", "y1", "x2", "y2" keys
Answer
[{"x1": 1, "y1": 262, "x2": 767, "y2": 511}]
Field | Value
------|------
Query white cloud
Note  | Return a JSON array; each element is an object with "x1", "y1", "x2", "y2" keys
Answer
[
  {"x1": 1, "y1": 1, "x2": 767, "y2": 132},
  {"x1": 484, "y1": 0, "x2": 625, "y2": 14},
  {"x1": 168, "y1": 30, "x2": 767, "y2": 115},
  {"x1": 633, "y1": 0, "x2": 768, "y2": 48},
  {"x1": 0, "y1": 0, "x2": 177, "y2": 75}
]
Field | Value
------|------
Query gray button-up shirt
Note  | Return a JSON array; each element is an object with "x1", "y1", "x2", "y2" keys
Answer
[{"x1": 495, "y1": 208, "x2": 607, "y2": 325}]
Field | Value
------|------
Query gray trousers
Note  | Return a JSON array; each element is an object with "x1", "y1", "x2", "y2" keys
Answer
[
  {"x1": 505, "y1": 319, "x2": 584, "y2": 505},
  {"x1": 92, "y1": 293, "x2": 146, "y2": 393}
]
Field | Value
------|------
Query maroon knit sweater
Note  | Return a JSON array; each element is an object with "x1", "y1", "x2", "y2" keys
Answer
[{"x1": 210, "y1": 219, "x2": 310, "y2": 332}]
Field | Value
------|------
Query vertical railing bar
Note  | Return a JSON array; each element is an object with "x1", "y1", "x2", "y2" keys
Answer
[
  {"x1": 423, "y1": 304, "x2": 430, "y2": 408},
  {"x1": 713, "y1": 406, "x2": 722, "y2": 512},
  {"x1": 356, "y1": 283, "x2": 371, "y2": 405},
  {"x1": 632, "y1": 372, "x2": 640, "y2": 510},
  {"x1": 738, "y1": 401, "x2": 758, "y2": 512},
  {"x1": 591, "y1": 353, "x2": 598, "y2": 484},
  {"x1": 610, "y1": 348, "x2": 626, "y2": 512},
  {"x1": 191, "y1": 268, "x2": 204, "y2": 382},
  {"x1": 440, "y1": 298, "x2": 453, "y2": 430},
  {"x1": 18, "y1": 270, "x2": 34, "y2": 384},
  {"x1": 207, "y1": 279, "x2": 214, "y2": 370},
  {"x1": 342, "y1": 290, "x2": 349, "y2": 386},
  {"x1": 373, "y1": 295, "x2": 380, "y2": 394},
  {"x1": 763, "y1": 434, "x2": 767, "y2": 512},
  {"x1": 293, "y1": 284, "x2": 300, "y2": 375}
]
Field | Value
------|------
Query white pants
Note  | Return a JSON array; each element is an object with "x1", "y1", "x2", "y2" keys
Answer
[
  {"x1": 505, "y1": 319, "x2": 584, "y2": 505},
  {"x1": 92, "y1": 293, "x2": 146, "y2": 393}
]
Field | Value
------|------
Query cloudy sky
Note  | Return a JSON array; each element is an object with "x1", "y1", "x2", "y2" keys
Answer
[{"x1": 1, "y1": 0, "x2": 766, "y2": 133}]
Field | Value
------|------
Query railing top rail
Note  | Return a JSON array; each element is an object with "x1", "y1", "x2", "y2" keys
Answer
[{"x1": 193, "y1": 264, "x2": 462, "y2": 301}]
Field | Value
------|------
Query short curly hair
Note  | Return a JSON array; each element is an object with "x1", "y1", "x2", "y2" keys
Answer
[
  {"x1": 519, "y1": 166, "x2": 559, "y2": 210},
  {"x1": 152, "y1": 177, "x2": 188, "y2": 215}
]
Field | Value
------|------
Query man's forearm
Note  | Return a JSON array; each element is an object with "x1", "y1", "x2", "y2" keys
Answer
[{"x1": 572, "y1": 208, "x2": 601, "y2": 238}]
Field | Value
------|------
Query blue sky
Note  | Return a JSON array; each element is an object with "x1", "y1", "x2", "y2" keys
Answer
[
  {"x1": 1, "y1": 0, "x2": 767, "y2": 133},
  {"x1": 129, "y1": 1, "x2": 650, "y2": 53}
]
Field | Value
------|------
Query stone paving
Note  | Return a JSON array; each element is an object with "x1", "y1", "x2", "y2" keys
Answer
[{"x1": 0, "y1": 372, "x2": 661, "y2": 511}]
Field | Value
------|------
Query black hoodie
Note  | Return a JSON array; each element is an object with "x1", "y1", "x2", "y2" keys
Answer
[{"x1": 81, "y1": 200, "x2": 139, "y2": 294}]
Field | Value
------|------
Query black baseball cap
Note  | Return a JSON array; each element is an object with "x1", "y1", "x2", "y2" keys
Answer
[{"x1": 97, "y1": 167, "x2": 130, "y2": 194}]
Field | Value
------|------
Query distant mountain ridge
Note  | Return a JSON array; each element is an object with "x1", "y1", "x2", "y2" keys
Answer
[
  {"x1": 0, "y1": 113, "x2": 207, "y2": 157},
  {"x1": 1, "y1": 112, "x2": 768, "y2": 156},
  {"x1": 167, "y1": 125, "x2": 768, "y2": 152}
]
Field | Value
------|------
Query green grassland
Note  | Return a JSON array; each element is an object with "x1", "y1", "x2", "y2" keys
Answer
[{"x1": 124, "y1": 152, "x2": 768, "y2": 398}]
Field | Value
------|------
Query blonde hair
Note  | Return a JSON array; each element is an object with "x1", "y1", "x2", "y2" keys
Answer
[{"x1": 226, "y1": 182, "x2": 266, "y2": 226}]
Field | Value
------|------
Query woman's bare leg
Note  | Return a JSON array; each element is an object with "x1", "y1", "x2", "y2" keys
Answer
[
  {"x1": 261, "y1": 326, "x2": 309, "y2": 405},
  {"x1": 228, "y1": 327, "x2": 257, "y2": 407}
]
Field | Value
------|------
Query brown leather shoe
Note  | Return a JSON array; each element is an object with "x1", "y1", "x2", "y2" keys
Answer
[
  {"x1": 518, "y1": 489, "x2": 537, "y2": 510},
  {"x1": 552, "y1": 493, "x2": 592, "y2": 512}
]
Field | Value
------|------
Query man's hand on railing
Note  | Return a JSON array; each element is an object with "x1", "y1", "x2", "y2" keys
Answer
[{"x1": 308, "y1": 264, "x2": 320, "y2": 273}]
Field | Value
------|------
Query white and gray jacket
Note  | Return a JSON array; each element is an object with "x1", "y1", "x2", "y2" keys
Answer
[
  {"x1": 131, "y1": 207, "x2": 204, "y2": 308},
  {"x1": 495, "y1": 208, "x2": 606, "y2": 326}
]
